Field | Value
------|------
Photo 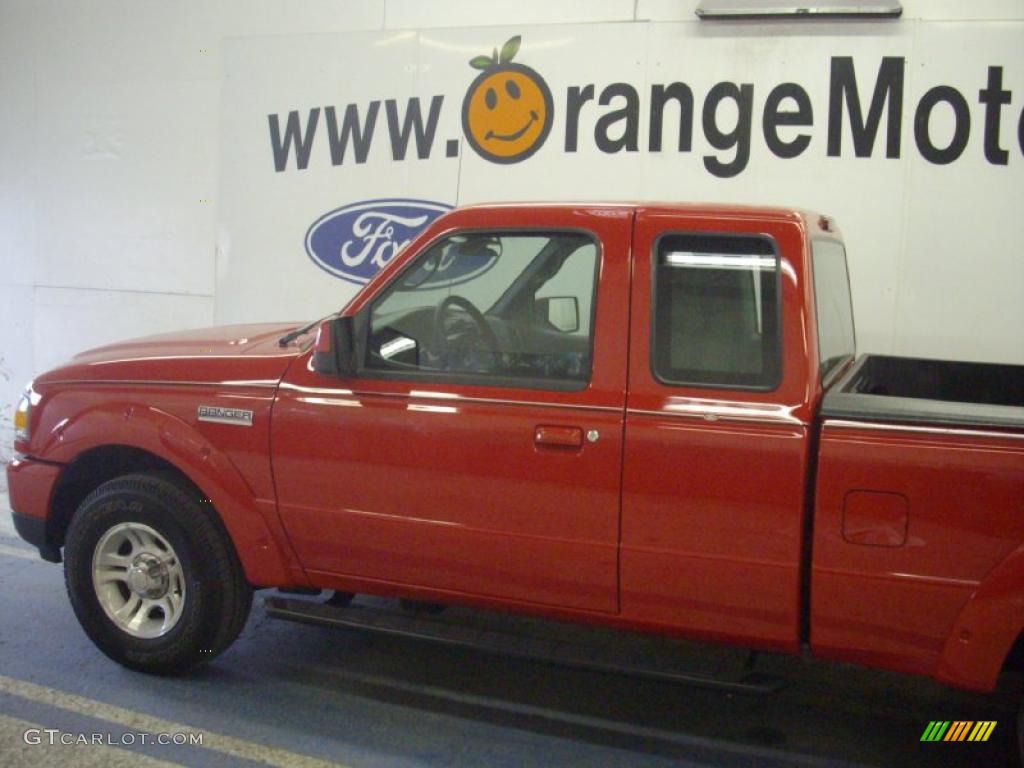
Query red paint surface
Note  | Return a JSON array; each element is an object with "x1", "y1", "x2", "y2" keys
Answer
[
  {"x1": 842, "y1": 490, "x2": 908, "y2": 547},
  {"x1": 812, "y1": 423, "x2": 1024, "y2": 687},
  {"x1": 6, "y1": 457, "x2": 61, "y2": 520},
  {"x1": 5, "y1": 203, "x2": 1022, "y2": 691}
]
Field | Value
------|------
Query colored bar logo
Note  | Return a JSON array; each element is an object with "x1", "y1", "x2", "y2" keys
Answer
[{"x1": 920, "y1": 721, "x2": 996, "y2": 742}]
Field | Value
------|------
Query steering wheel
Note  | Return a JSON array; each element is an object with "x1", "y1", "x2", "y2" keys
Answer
[{"x1": 431, "y1": 295, "x2": 500, "y2": 356}]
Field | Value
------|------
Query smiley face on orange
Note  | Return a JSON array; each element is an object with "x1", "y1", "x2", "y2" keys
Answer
[{"x1": 462, "y1": 36, "x2": 553, "y2": 164}]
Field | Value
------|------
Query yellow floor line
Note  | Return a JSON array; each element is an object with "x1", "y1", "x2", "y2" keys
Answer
[
  {"x1": 0, "y1": 712, "x2": 181, "y2": 768},
  {"x1": 0, "y1": 675, "x2": 344, "y2": 768}
]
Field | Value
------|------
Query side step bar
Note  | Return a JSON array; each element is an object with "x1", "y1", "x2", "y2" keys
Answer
[{"x1": 263, "y1": 596, "x2": 785, "y2": 695}]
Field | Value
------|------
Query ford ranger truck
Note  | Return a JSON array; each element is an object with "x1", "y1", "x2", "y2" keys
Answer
[{"x1": 7, "y1": 203, "x2": 1024, "y2": 729}]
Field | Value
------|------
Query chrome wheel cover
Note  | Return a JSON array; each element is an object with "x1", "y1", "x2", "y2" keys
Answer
[{"x1": 92, "y1": 522, "x2": 186, "y2": 639}]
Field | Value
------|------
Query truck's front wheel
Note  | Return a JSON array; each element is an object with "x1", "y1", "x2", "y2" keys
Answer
[{"x1": 63, "y1": 473, "x2": 252, "y2": 674}]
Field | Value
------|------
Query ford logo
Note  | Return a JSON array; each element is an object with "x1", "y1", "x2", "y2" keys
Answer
[{"x1": 305, "y1": 199, "x2": 452, "y2": 284}]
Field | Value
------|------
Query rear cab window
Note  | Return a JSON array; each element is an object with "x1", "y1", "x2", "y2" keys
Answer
[
  {"x1": 652, "y1": 233, "x2": 782, "y2": 391},
  {"x1": 811, "y1": 239, "x2": 856, "y2": 385}
]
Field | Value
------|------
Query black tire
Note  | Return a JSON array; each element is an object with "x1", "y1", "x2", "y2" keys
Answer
[{"x1": 63, "y1": 472, "x2": 252, "y2": 674}]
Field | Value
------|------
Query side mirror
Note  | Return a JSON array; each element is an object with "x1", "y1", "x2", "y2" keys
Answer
[
  {"x1": 311, "y1": 316, "x2": 356, "y2": 377},
  {"x1": 536, "y1": 296, "x2": 580, "y2": 333}
]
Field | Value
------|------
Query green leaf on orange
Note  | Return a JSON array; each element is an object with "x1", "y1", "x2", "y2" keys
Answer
[{"x1": 500, "y1": 36, "x2": 521, "y2": 64}]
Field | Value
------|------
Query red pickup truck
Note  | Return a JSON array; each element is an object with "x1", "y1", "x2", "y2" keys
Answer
[{"x1": 7, "y1": 203, "x2": 1024, "y2": 720}]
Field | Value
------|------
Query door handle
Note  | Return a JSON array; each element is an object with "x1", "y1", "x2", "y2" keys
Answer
[{"x1": 534, "y1": 425, "x2": 583, "y2": 448}]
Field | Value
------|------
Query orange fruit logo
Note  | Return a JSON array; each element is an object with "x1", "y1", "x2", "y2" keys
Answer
[{"x1": 461, "y1": 36, "x2": 553, "y2": 164}]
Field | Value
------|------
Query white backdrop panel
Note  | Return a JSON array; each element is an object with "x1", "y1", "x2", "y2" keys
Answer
[{"x1": 220, "y1": 19, "x2": 1023, "y2": 362}]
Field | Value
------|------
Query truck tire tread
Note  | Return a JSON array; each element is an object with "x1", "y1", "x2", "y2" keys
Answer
[{"x1": 63, "y1": 472, "x2": 252, "y2": 675}]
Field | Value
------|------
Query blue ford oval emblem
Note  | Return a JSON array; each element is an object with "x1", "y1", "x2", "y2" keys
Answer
[{"x1": 305, "y1": 199, "x2": 452, "y2": 284}]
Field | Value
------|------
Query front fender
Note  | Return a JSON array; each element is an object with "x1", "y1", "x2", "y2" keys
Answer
[
  {"x1": 35, "y1": 399, "x2": 307, "y2": 588},
  {"x1": 937, "y1": 542, "x2": 1024, "y2": 691}
]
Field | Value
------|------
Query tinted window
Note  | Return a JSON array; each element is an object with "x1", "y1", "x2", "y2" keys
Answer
[
  {"x1": 653, "y1": 234, "x2": 781, "y2": 389},
  {"x1": 367, "y1": 232, "x2": 598, "y2": 387},
  {"x1": 812, "y1": 239, "x2": 856, "y2": 380}
]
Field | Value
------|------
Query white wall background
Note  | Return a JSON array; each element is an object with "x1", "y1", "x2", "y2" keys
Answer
[{"x1": 1, "y1": 0, "x2": 1023, "y2": 480}]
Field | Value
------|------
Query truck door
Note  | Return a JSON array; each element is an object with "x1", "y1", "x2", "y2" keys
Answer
[
  {"x1": 271, "y1": 207, "x2": 631, "y2": 613},
  {"x1": 621, "y1": 208, "x2": 813, "y2": 651}
]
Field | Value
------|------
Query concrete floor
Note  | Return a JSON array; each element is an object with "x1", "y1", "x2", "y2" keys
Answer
[{"x1": 0, "y1": 499, "x2": 1017, "y2": 768}]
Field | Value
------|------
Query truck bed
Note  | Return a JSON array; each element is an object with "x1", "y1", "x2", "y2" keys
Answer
[
  {"x1": 813, "y1": 355, "x2": 1024, "y2": 688},
  {"x1": 821, "y1": 354, "x2": 1024, "y2": 430}
]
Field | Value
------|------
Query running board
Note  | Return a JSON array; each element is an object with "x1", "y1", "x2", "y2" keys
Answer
[{"x1": 263, "y1": 596, "x2": 785, "y2": 695}]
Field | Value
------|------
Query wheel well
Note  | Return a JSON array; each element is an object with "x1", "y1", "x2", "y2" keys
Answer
[
  {"x1": 1004, "y1": 630, "x2": 1024, "y2": 674},
  {"x1": 48, "y1": 445, "x2": 206, "y2": 549}
]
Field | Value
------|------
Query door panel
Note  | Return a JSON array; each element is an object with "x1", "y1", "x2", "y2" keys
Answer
[
  {"x1": 271, "y1": 207, "x2": 631, "y2": 613},
  {"x1": 622, "y1": 414, "x2": 808, "y2": 647},
  {"x1": 272, "y1": 391, "x2": 622, "y2": 610},
  {"x1": 621, "y1": 208, "x2": 815, "y2": 651}
]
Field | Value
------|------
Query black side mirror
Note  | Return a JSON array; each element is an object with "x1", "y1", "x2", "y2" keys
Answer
[{"x1": 311, "y1": 316, "x2": 356, "y2": 377}]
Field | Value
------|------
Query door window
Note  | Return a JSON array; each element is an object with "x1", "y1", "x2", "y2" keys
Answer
[
  {"x1": 367, "y1": 231, "x2": 598, "y2": 388},
  {"x1": 652, "y1": 233, "x2": 781, "y2": 390}
]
